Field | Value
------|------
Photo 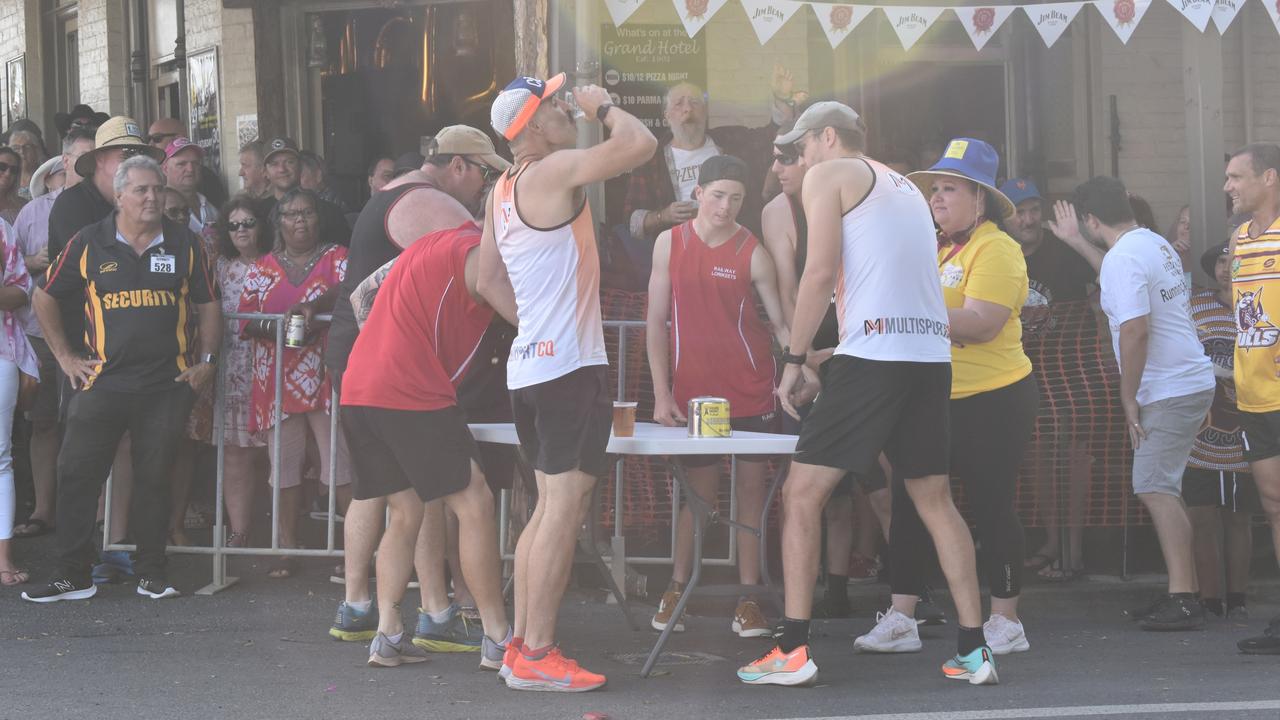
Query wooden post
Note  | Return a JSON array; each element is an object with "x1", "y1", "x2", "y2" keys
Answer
[{"x1": 514, "y1": 0, "x2": 549, "y2": 78}]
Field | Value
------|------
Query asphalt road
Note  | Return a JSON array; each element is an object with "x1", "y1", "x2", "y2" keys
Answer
[{"x1": 2, "y1": 542, "x2": 1278, "y2": 720}]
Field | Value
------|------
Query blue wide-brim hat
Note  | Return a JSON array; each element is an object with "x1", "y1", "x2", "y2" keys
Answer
[{"x1": 908, "y1": 138, "x2": 1015, "y2": 219}]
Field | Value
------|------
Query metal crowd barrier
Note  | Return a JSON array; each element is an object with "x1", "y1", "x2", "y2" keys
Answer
[{"x1": 100, "y1": 316, "x2": 723, "y2": 596}]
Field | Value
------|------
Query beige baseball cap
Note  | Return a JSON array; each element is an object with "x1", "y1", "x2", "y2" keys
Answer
[
  {"x1": 74, "y1": 116, "x2": 165, "y2": 177},
  {"x1": 773, "y1": 101, "x2": 863, "y2": 147},
  {"x1": 428, "y1": 125, "x2": 511, "y2": 172}
]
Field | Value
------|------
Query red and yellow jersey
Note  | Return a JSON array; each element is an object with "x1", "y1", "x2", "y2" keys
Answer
[{"x1": 1231, "y1": 217, "x2": 1280, "y2": 412}]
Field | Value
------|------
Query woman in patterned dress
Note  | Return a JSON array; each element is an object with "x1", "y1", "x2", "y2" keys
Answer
[
  {"x1": 186, "y1": 197, "x2": 272, "y2": 548},
  {"x1": 239, "y1": 188, "x2": 349, "y2": 577}
]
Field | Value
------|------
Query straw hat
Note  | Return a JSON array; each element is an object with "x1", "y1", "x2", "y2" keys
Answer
[
  {"x1": 74, "y1": 116, "x2": 165, "y2": 177},
  {"x1": 908, "y1": 138, "x2": 1015, "y2": 220}
]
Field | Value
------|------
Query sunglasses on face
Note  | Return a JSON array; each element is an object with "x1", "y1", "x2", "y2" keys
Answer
[
  {"x1": 148, "y1": 133, "x2": 178, "y2": 146},
  {"x1": 772, "y1": 153, "x2": 799, "y2": 166},
  {"x1": 462, "y1": 158, "x2": 497, "y2": 183},
  {"x1": 0, "y1": 161, "x2": 19, "y2": 175},
  {"x1": 120, "y1": 146, "x2": 148, "y2": 160},
  {"x1": 225, "y1": 218, "x2": 258, "y2": 232},
  {"x1": 281, "y1": 209, "x2": 318, "y2": 222}
]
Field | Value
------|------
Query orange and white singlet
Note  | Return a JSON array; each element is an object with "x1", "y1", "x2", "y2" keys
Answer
[{"x1": 493, "y1": 163, "x2": 608, "y2": 390}]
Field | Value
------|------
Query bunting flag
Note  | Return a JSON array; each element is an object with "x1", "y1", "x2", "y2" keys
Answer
[
  {"x1": 603, "y1": 0, "x2": 648, "y2": 27},
  {"x1": 1211, "y1": 0, "x2": 1246, "y2": 32},
  {"x1": 1024, "y1": 1, "x2": 1085, "y2": 47},
  {"x1": 955, "y1": 6, "x2": 1018, "y2": 50},
  {"x1": 739, "y1": 0, "x2": 806, "y2": 43},
  {"x1": 1165, "y1": 0, "x2": 1215, "y2": 30},
  {"x1": 882, "y1": 6, "x2": 947, "y2": 50},
  {"x1": 1259, "y1": 0, "x2": 1280, "y2": 33},
  {"x1": 672, "y1": 0, "x2": 731, "y2": 37},
  {"x1": 812, "y1": 3, "x2": 875, "y2": 48},
  {"x1": 1096, "y1": 0, "x2": 1154, "y2": 42}
]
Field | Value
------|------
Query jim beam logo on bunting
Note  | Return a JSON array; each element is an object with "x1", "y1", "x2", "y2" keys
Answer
[
  {"x1": 1024, "y1": 2, "x2": 1084, "y2": 48},
  {"x1": 1165, "y1": 0, "x2": 1214, "y2": 30},
  {"x1": 739, "y1": 0, "x2": 804, "y2": 45},
  {"x1": 688, "y1": 397, "x2": 731, "y2": 438},
  {"x1": 881, "y1": 7, "x2": 946, "y2": 51},
  {"x1": 1211, "y1": 0, "x2": 1245, "y2": 33}
]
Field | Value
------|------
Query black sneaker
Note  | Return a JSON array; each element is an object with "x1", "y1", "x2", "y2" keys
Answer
[
  {"x1": 1125, "y1": 596, "x2": 1164, "y2": 621},
  {"x1": 136, "y1": 578, "x2": 180, "y2": 599},
  {"x1": 21, "y1": 577, "x2": 98, "y2": 603},
  {"x1": 1237, "y1": 616, "x2": 1280, "y2": 655},
  {"x1": 916, "y1": 589, "x2": 947, "y2": 626},
  {"x1": 1138, "y1": 595, "x2": 1204, "y2": 631}
]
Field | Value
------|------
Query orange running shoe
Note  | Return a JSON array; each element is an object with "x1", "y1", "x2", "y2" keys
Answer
[
  {"x1": 498, "y1": 637, "x2": 523, "y2": 681},
  {"x1": 736, "y1": 644, "x2": 818, "y2": 686},
  {"x1": 505, "y1": 647, "x2": 606, "y2": 692}
]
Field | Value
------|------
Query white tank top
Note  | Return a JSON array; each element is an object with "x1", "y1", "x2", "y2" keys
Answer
[
  {"x1": 494, "y1": 163, "x2": 608, "y2": 389},
  {"x1": 833, "y1": 159, "x2": 952, "y2": 363}
]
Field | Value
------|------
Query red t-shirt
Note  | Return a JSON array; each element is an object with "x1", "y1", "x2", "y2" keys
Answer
[
  {"x1": 341, "y1": 222, "x2": 493, "y2": 411},
  {"x1": 668, "y1": 221, "x2": 776, "y2": 417}
]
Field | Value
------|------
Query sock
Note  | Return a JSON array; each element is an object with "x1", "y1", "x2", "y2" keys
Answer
[
  {"x1": 1226, "y1": 592, "x2": 1246, "y2": 610},
  {"x1": 387, "y1": 632, "x2": 403, "y2": 644},
  {"x1": 777, "y1": 617, "x2": 810, "y2": 653},
  {"x1": 511, "y1": 635, "x2": 524, "y2": 651},
  {"x1": 522, "y1": 643, "x2": 553, "y2": 660},
  {"x1": 826, "y1": 574, "x2": 849, "y2": 602},
  {"x1": 427, "y1": 606, "x2": 453, "y2": 624},
  {"x1": 958, "y1": 625, "x2": 985, "y2": 656},
  {"x1": 347, "y1": 599, "x2": 372, "y2": 613},
  {"x1": 1201, "y1": 598, "x2": 1224, "y2": 617}
]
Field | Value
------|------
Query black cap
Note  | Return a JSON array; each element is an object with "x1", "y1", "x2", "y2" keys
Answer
[
  {"x1": 393, "y1": 151, "x2": 425, "y2": 176},
  {"x1": 1200, "y1": 242, "x2": 1229, "y2": 278},
  {"x1": 697, "y1": 155, "x2": 750, "y2": 188},
  {"x1": 264, "y1": 137, "x2": 301, "y2": 162}
]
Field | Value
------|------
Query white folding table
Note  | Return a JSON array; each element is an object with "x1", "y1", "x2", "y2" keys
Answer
[{"x1": 469, "y1": 421, "x2": 798, "y2": 677}]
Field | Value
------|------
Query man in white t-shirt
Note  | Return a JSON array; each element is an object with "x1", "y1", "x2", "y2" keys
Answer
[{"x1": 1053, "y1": 176, "x2": 1215, "y2": 632}]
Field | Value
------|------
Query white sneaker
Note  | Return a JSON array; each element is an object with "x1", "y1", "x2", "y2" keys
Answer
[
  {"x1": 983, "y1": 614, "x2": 1030, "y2": 655},
  {"x1": 853, "y1": 608, "x2": 922, "y2": 653}
]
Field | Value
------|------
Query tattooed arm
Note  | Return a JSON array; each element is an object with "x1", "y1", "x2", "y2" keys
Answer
[{"x1": 351, "y1": 257, "x2": 397, "y2": 329}]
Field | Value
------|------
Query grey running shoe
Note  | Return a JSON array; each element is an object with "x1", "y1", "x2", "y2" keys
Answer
[
  {"x1": 367, "y1": 632, "x2": 429, "y2": 668},
  {"x1": 481, "y1": 628, "x2": 513, "y2": 671}
]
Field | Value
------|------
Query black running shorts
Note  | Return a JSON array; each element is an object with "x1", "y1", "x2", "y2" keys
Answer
[
  {"x1": 1239, "y1": 409, "x2": 1280, "y2": 463},
  {"x1": 344, "y1": 405, "x2": 481, "y2": 502},
  {"x1": 795, "y1": 356, "x2": 950, "y2": 480},
  {"x1": 510, "y1": 365, "x2": 613, "y2": 478}
]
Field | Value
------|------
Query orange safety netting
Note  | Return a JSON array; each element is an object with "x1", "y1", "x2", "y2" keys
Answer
[{"x1": 596, "y1": 289, "x2": 1146, "y2": 545}]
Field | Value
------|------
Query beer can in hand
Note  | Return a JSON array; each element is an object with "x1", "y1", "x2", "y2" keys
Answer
[{"x1": 285, "y1": 313, "x2": 307, "y2": 348}]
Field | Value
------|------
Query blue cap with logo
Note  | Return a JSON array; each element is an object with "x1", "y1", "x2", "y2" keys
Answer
[{"x1": 1000, "y1": 178, "x2": 1043, "y2": 207}]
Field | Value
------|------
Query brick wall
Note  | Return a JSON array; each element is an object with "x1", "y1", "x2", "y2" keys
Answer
[
  {"x1": 0, "y1": 0, "x2": 25, "y2": 133},
  {"x1": 184, "y1": 0, "x2": 258, "y2": 192}
]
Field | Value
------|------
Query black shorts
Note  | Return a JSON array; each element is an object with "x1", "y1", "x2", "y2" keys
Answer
[
  {"x1": 511, "y1": 365, "x2": 612, "y2": 478},
  {"x1": 832, "y1": 459, "x2": 889, "y2": 497},
  {"x1": 1239, "y1": 410, "x2": 1280, "y2": 463},
  {"x1": 1182, "y1": 468, "x2": 1261, "y2": 513},
  {"x1": 26, "y1": 336, "x2": 59, "y2": 427},
  {"x1": 679, "y1": 410, "x2": 780, "y2": 469},
  {"x1": 343, "y1": 405, "x2": 481, "y2": 503},
  {"x1": 477, "y1": 443, "x2": 516, "y2": 492},
  {"x1": 796, "y1": 356, "x2": 950, "y2": 480}
]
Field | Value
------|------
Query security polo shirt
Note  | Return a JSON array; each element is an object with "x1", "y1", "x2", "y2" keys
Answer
[{"x1": 43, "y1": 212, "x2": 218, "y2": 393}]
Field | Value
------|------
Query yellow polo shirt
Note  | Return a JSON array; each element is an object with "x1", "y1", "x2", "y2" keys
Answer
[{"x1": 937, "y1": 220, "x2": 1033, "y2": 399}]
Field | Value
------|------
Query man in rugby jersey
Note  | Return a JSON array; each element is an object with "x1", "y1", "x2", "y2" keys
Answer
[{"x1": 1224, "y1": 142, "x2": 1280, "y2": 655}]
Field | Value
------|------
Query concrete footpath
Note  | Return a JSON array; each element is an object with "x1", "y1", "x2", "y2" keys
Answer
[{"x1": 2, "y1": 539, "x2": 1278, "y2": 720}]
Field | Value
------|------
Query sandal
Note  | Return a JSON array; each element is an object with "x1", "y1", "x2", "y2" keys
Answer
[
  {"x1": 1023, "y1": 552, "x2": 1056, "y2": 572},
  {"x1": 0, "y1": 568, "x2": 30, "y2": 586},
  {"x1": 267, "y1": 556, "x2": 297, "y2": 579},
  {"x1": 225, "y1": 532, "x2": 248, "y2": 549},
  {"x1": 1037, "y1": 560, "x2": 1080, "y2": 583},
  {"x1": 12, "y1": 518, "x2": 52, "y2": 539}
]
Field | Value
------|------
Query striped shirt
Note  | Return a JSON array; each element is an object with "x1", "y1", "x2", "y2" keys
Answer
[
  {"x1": 1230, "y1": 217, "x2": 1280, "y2": 412},
  {"x1": 1188, "y1": 287, "x2": 1245, "y2": 471}
]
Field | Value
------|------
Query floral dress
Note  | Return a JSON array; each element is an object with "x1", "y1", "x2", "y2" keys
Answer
[
  {"x1": 238, "y1": 244, "x2": 347, "y2": 435},
  {"x1": 187, "y1": 255, "x2": 264, "y2": 447}
]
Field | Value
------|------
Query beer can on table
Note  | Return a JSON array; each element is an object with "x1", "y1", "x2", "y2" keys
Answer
[
  {"x1": 285, "y1": 313, "x2": 306, "y2": 348},
  {"x1": 688, "y1": 397, "x2": 731, "y2": 438}
]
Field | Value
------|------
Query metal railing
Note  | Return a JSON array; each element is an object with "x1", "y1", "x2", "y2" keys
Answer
[{"x1": 100, "y1": 316, "x2": 724, "y2": 596}]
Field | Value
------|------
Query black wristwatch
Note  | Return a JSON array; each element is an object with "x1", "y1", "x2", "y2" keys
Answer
[
  {"x1": 780, "y1": 348, "x2": 807, "y2": 365},
  {"x1": 595, "y1": 103, "x2": 614, "y2": 123},
  {"x1": 200, "y1": 353, "x2": 218, "y2": 365}
]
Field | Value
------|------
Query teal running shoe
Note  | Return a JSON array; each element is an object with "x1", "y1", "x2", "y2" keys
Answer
[
  {"x1": 412, "y1": 604, "x2": 482, "y2": 653},
  {"x1": 942, "y1": 645, "x2": 999, "y2": 685},
  {"x1": 329, "y1": 601, "x2": 378, "y2": 642}
]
